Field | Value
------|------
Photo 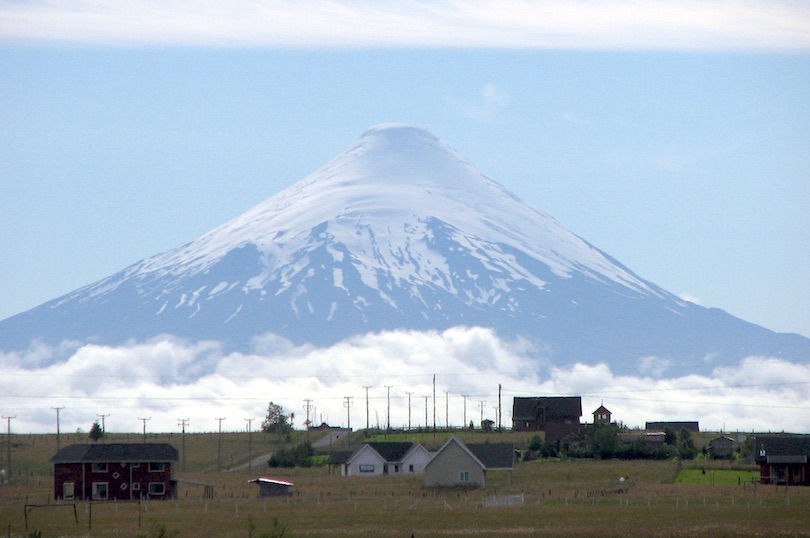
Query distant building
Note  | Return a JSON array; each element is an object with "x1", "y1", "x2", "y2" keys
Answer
[
  {"x1": 248, "y1": 477, "x2": 293, "y2": 497},
  {"x1": 51, "y1": 443, "x2": 178, "y2": 501},
  {"x1": 593, "y1": 405, "x2": 612, "y2": 426},
  {"x1": 424, "y1": 437, "x2": 515, "y2": 488},
  {"x1": 645, "y1": 421, "x2": 699, "y2": 433},
  {"x1": 512, "y1": 397, "x2": 582, "y2": 442},
  {"x1": 335, "y1": 442, "x2": 431, "y2": 477},
  {"x1": 754, "y1": 436, "x2": 810, "y2": 486},
  {"x1": 618, "y1": 431, "x2": 666, "y2": 449},
  {"x1": 709, "y1": 436, "x2": 735, "y2": 459}
]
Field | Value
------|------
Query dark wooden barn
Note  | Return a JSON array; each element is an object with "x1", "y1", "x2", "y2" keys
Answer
[{"x1": 754, "y1": 435, "x2": 810, "y2": 486}]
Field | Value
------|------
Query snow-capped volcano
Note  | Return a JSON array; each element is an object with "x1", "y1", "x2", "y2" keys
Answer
[{"x1": 1, "y1": 124, "x2": 808, "y2": 373}]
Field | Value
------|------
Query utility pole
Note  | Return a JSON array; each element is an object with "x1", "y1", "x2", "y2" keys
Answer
[
  {"x1": 177, "y1": 419, "x2": 189, "y2": 472},
  {"x1": 303, "y1": 399, "x2": 313, "y2": 443},
  {"x1": 343, "y1": 396, "x2": 353, "y2": 445},
  {"x1": 478, "y1": 400, "x2": 486, "y2": 429},
  {"x1": 97, "y1": 413, "x2": 110, "y2": 439},
  {"x1": 405, "y1": 391, "x2": 413, "y2": 430},
  {"x1": 432, "y1": 375, "x2": 436, "y2": 433},
  {"x1": 444, "y1": 390, "x2": 450, "y2": 429},
  {"x1": 245, "y1": 418, "x2": 254, "y2": 471},
  {"x1": 362, "y1": 386, "x2": 372, "y2": 430},
  {"x1": 498, "y1": 383, "x2": 501, "y2": 431},
  {"x1": 423, "y1": 396, "x2": 429, "y2": 429},
  {"x1": 52, "y1": 406, "x2": 64, "y2": 451},
  {"x1": 385, "y1": 385, "x2": 393, "y2": 431},
  {"x1": 2, "y1": 415, "x2": 14, "y2": 480},
  {"x1": 138, "y1": 417, "x2": 150, "y2": 443},
  {"x1": 215, "y1": 417, "x2": 226, "y2": 472},
  {"x1": 462, "y1": 395, "x2": 468, "y2": 428}
]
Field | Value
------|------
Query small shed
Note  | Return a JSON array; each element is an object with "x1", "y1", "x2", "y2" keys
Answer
[{"x1": 248, "y1": 477, "x2": 293, "y2": 497}]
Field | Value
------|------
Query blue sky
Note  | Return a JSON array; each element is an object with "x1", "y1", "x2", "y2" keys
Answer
[{"x1": 2, "y1": 1, "x2": 808, "y2": 338}]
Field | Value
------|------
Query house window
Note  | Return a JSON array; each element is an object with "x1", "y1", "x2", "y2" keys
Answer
[
  {"x1": 148, "y1": 482, "x2": 166, "y2": 496},
  {"x1": 359, "y1": 464, "x2": 375, "y2": 473},
  {"x1": 409, "y1": 465, "x2": 415, "y2": 473},
  {"x1": 91, "y1": 463, "x2": 108, "y2": 473},
  {"x1": 459, "y1": 471, "x2": 470, "y2": 482},
  {"x1": 92, "y1": 482, "x2": 109, "y2": 500},
  {"x1": 63, "y1": 482, "x2": 75, "y2": 500},
  {"x1": 149, "y1": 462, "x2": 166, "y2": 472},
  {"x1": 132, "y1": 483, "x2": 141, "y2": 491}
]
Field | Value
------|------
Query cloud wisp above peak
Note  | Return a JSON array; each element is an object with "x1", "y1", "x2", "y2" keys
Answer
[
  {"x1": 1, "y1": 328, "x2": 808, "y2": 435},
  {"x1": 2, "y1": 1, "x2": 809, "y2": 50}
]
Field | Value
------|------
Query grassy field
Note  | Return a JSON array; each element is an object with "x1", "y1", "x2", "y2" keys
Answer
[{"x1": 1, "y1": 431, "x2": 808, "y2": 537}]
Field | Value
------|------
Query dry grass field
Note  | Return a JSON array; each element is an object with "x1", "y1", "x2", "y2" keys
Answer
[{"x1": 1, "y1": 430, "x2": 809, "y2": 537}]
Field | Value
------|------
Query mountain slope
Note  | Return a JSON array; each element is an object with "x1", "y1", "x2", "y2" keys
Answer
[{"x1": 1, "y1": 124, "x2": 807, "y2": 374}]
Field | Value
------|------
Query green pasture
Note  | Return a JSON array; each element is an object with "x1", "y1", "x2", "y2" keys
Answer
[{"x1": 676, "y1": 468, "x2": 760, "y2": 486}]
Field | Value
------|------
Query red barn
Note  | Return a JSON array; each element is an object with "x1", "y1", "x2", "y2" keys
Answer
[{"x1": 51, "y1": 443, "x2": 179, "y2": 501}]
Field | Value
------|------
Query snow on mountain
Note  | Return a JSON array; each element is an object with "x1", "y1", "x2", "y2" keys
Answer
[{"x1": 1, "y1": 124, "x2": 808, "y2": 373}]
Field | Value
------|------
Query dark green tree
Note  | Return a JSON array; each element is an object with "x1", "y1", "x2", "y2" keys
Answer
[
  {"x1": 590, "y1": 425, "x2": 619, "y2": 459},
  {"x1": 677, "y1": 428, "x2": 697, "y2": 459},
  {"x1": 268, "y1": 443, "x2": 314, "y2": 468},
  {"x1": 262, "y1": 402, "x2": 293, "y2": 435},
  {"x1": 89, "y1": 420, "x2": 104, "y2": 442}
]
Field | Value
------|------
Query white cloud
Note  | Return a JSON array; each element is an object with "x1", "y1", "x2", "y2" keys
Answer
[
  {"x1": 1, "y1": 1, "x2": 808, "y2": 50},
  {"x1": 2, "y1": 329, "x2": 808, "y2": 435},
  {"x1": 465, "y1": 83, "x2": 510, "y2": 120},
  {"x1": 679, "y1": 292, "x2": 704, "y2": 305}
]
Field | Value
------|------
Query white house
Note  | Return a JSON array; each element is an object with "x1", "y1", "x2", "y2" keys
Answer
[{"x1": 340, "y1": 442, "x2": 431, "y2": 477}]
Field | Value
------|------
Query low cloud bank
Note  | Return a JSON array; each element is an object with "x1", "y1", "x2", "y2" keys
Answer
[
  {"x1": 2, "y1": 1, "x2": 808, "y2": 50},
  {"x1": 1, "y1": 327, "x2": 808, "y2": 435}
]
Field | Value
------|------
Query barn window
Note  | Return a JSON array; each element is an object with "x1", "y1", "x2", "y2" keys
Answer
[
  {"x1": 63, "y1": 482, "x2": 75, "y2": 500},
  {"x1": 92, "y1": 482, "x2": 109, "y2": 500},
  {"x1": 148, "y1": 482, "x2": 165, "y2": 495},
  {"x1": 149, "y1": 462, "x2": 166, "y2": 472},
  {"x1": 91, "y1": 463, "x2": 108, "y2": 473}
]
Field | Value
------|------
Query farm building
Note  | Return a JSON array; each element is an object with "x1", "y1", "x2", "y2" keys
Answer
[
  {"x1": 512, "y1": 396, "x2": 582, "y2": 442},
  {"x1": 51, "y1": 443, "x2": 178, "y2": 501},
  {"x1": 709, "y1": 436, "x2": 735, "y2": 459},
  {"x1": 592, "y1": 405, "x2": 612, "y2": 426},
  {"x1": 618, "y1": 431, "x2": 666, "y2": 450},
  {"x1": 645, "y1": 421, "x2": 699, "y2": 432},
  {"x1": 754, "y1": 435, "x2": 810, "y2": 486},
  {"x1": 424, "y1": 437, "x2": 515, "y2": 488},
  {"x1": 337, "y1": 442, "x2": 431, "y2": 477},
  {"x1": 248, "y1": 477, "x2": 293, "y2": 497}
]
